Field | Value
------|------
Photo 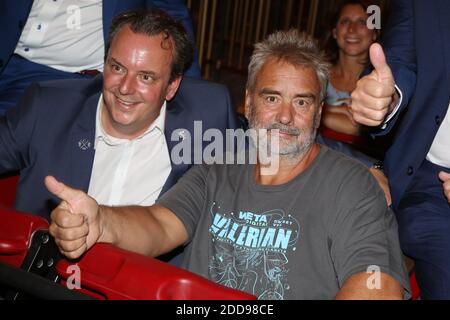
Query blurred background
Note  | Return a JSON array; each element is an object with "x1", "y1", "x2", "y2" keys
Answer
[{"x1": 186, "y1": 0, "x2": 390, "y2": 111}]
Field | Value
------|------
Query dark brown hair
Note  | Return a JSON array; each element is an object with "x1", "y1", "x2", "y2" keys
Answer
[{"x1": 106, "y1": 9, "x2": 193, "y2": 83}]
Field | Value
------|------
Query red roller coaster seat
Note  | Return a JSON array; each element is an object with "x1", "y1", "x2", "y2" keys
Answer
[
  {"x1": 56, "y1": 243, "x2": 256, "y2": 300},
  {"x1": 0, "y1": 207, "x2": 49, "y2": 268},
  {"x1": 0, "y1": 207, "x2": 255, "y2": 300},
  {"x1": 0, "y1": 175, "x2": 422, "y2": 300},
  {"x1": 410, "y1": 271, "x2": 420, "y2": 300},
  {"x1": 320, "y1": 126, "x2": 366, "y2": 146},
  {"x1": 0, "y1": 175, "x2": 19, "y2": 208},
  {"x1": 0, "y1": 205, "x2": 421, "y2": 300}
]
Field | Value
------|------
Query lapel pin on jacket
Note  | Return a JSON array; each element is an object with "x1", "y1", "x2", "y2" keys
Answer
[{"x1": 78, "y1": 139, "x2": 91, "y2": 151}]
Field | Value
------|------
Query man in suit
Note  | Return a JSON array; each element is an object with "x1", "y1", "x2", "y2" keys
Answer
[
  {"x1": 0, "y1": 10, "x2": 237, "y2": 225},
  {"x1": 0, "y1": 0, "x2": 200, "y2": 115},
  {"x1": 351, "y1": 0, "x2": 450, "y2": 299}
]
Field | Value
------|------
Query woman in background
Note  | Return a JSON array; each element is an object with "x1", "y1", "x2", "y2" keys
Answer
[{"x1": 321, "y1": 0, "x2": 378, "y2": 145}]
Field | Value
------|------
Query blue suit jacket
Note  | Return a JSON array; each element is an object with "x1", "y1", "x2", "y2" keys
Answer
[
  {"x1": 0, "y1": 0, "x2": 200, "y2": 77},
  {"x1": 0, "y1": 76, "x2": 238, "y2": 220},
  {"x1": 379, "y1": 0, "x2": 450, "y2": 209}
]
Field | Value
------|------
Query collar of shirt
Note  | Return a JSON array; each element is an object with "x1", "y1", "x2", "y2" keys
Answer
[{"x1": 94, "y1": 95, "x2": 167, "y2": 148}]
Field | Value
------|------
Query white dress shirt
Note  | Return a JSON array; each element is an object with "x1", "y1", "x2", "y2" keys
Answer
[
  {"x1": 427, "y1": 102, "x2": 450, "y2": 168},
  {"x1": 88, "y1": 96, "x2": 172, "y2": 206},
  {"x1": 15, "y1": 0, "x2": 104, "y2": 72},
  {"x1": 386, "y1": 89, "x2": 450, "y2": 168}
]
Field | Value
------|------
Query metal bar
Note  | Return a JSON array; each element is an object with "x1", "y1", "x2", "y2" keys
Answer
[
  {"x1": 263, "y1": 0, "x2": 271, "y2": 39},
  {"x1": 196, "y1": 0, "x2": 204, "y2": 48},
  {"x1": 205, "y1": 0, "x2": 218, "y2": 79},
  {"x1": 255, "y1": 0, "x2": 265, "y2": 42},
  {"x1": 296, "y1": 0, "x2": 306, "y2": 30},
  {"x1": 227, "y1": 0, "x2": 241, "y2": 66},
  {"x1": 224, "y1": 0, "x2": 232, "y2": 37},
  {"x1": 307, "y1": 0, "x2": 320, "y2": 36},
  {"x1": 247, "y1": 0, "x2": 257, "y2": 46},
  {"x1": 197, "y1": 0, "x2": 209, "y2": 68},
  {"x1": 238, "y1": 0, "x2": 250, "y2": 69},
  {"x1": 284, "y1": 0, "x2": 294, "y2": 30}
]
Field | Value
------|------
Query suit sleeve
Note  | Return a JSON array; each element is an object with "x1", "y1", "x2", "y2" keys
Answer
[
  {"x1": 0, "y1": 1, "x2": 34, "y2": 75},
  {"x1": 150, "y1": 0, "x2": 201, "y2": 78},
  {"x1": 0, "y1": 83, "x2": 40, "y2": 174},
  {"x1": 380, "y1": 0, "x2": 417, "y2": 132}
]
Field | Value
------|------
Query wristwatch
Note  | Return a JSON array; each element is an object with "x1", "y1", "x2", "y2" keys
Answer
[{"x1": 371, "y1": 161, "x2": 384, "y2": 171}]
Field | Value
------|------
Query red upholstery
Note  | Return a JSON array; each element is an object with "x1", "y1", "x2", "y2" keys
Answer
[
  {"x1": 410, "y1": 271, "x2": 420, "y2": 300},
  {"x1": 0, "y1": 181, "x2": 255, "y2": 300},
  {"x1": 0, "y1": 207, "x2": 48, "y2": 268},
  {"x1": 320, "y1": 126, "x2": 366, "y2": 146},
  {"x1": 0, "y1": 175, "x2": 19, "y2": 208},
  {"x1": 56, "y1": 243, "x2": 256, "y2": 300}
]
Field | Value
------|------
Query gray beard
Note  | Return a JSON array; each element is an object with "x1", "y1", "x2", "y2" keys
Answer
[{"x1": 248, "y1": 107, "x2": 319, "y2": 162}]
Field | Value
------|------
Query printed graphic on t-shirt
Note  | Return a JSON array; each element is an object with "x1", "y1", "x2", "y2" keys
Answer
[{"x1": 208, "y1": 202, "x2": 300, "y2": 300}]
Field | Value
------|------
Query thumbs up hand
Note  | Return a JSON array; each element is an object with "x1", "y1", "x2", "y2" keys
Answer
[
  {"x1": 351, "y1": 43, "x2": 398, "y2": 126},
  {"x1": 45, "y1": 176, "x2": 102, "y2": 259},
  {"x1": 439, "y1": 171, "x2": 450, "y2": 204}
]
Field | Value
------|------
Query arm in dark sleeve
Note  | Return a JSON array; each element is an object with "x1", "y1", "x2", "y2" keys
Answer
[
  {"x1": 0, "y1": 83, "x2": 40, "y2": 174},
  {"x1": 380, "y1": 0, "x2": 417, "y2": 131},
  {"x1": 151, "y1": 0, "x2": 201, "y2": 78},
  {"x1": 222, "y1": 84, "x2": 240, "y2": 131}
]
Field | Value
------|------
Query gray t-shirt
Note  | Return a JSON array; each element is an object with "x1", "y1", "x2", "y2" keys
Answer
[{"x1": 157, "y1": 146, "x2": 410, "y2": 299}]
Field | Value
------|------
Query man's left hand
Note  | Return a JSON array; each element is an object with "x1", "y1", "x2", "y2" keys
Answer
[{"x1": 438, "y1": 171, "x2": 450, "y2": 204}]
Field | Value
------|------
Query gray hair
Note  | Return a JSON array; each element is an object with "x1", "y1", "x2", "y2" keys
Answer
[{"x1": 247, "y1": 29, "x2": 330, "y2": 102}]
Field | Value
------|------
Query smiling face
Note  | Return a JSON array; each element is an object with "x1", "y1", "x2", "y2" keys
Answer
[
  {"x1": 245, "y1": 58, "x2": 322, "y2": 158},
  {"x1": 333, "y1": 4, "x2": 377, "y2": 58},
  {"x1": 102, "y1": 25, "x2": 182, "y2": 139}
]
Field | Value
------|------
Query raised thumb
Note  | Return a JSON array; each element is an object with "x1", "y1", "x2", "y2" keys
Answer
[
  {"x1": 370, "y1": 43, "x2": 394, "y2": 85},
  {"x1": 45, "y1": 175, "x2": 80, "y2": 204},
  {"x1": 439, "y1": 171, "x2": 450, "y2": 182}
]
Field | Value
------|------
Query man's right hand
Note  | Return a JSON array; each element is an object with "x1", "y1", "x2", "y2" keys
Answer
[
  {"x1": 45, "y1": 176, "x2": 102, "y2": 259},
  {"x1": 351, "y1": 43, "x2": 398, "y2": 126}
]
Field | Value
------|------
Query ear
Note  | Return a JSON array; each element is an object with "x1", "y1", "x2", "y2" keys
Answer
[
  {"x1": 332, "y1": 28, "x2": 337, "y2": 39},
  {"x1": 315, "y1": 101, "x2": 324, "y2": 129},
  {"x1": 318, "y1": 101, "x2": 323, "y2": 116},
  {"x1": 244, "y1": 90, "x2": 251, "y2": 120},
  {"x1": 165, "y1": 75, "x2": 183, "y2": 101}
]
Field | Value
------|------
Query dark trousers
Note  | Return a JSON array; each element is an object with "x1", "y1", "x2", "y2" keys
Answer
[
  {"x1": 397, "y1": 160, "x2": 450, "y2": 299},
  {"x1": 0, "y1": 55, "x2": 92, "y2": 115}
]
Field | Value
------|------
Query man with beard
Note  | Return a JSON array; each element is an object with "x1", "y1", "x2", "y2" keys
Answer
[{"x1": 46, "y1": 30, "x2": 410, "y2": 299}]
